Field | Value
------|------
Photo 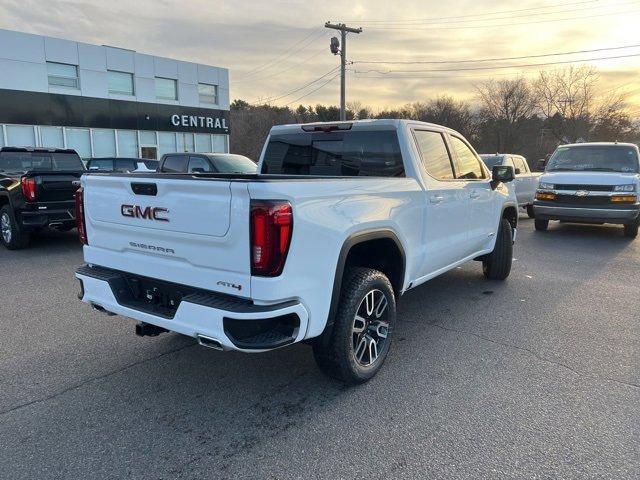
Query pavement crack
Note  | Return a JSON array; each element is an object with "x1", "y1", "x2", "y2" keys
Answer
[
  {"x1": 0, "y1": 343, "x2": 196, "y2": 417},
  {"x1": 428, "y1": 322, "x2": 640, "y2": 391}
]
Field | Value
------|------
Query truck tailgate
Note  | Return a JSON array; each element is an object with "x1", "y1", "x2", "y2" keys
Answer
[
  {"x1": 27, "y1": 171, "x2": 83, "y2": 202},
  {"x1": 82, "y1": 174, "x2": 252, "y2": 296}
]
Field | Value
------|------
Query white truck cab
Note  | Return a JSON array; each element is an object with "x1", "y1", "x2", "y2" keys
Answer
[
  {"x1": 480, "y1": 153, "x2": 540, "y2": 217},
  {"x1": 533, "y1": 142, "x2": 640, "y2": 238}
]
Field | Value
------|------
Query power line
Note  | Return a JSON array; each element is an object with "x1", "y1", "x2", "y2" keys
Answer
[
  {"x1": 345, "y1": 0, "x2": 600, "y2": 23},
  {"x1": 236, "y1": 28, "x2": 326, "y2": 80},
  {"x1": 282, "y1": 73, "x2": 341, "y2": 106},
  {"x1": 352, "y1": 43, "x2": 640, "y2": 66},
  {"x1": 351, "y1": 0, "x2": 636, "y2": 26},
  {"x1": 352, "y1": 52, "x2": 640, "y2": 77},
  {"x1": 252, "y1": 66, "x2": 339, "y2": 104},
  {"x1": 235, "y1": 46, "x2": 327, "y2": 83},
  {"x1": 365, "y1": 8, "x2": 640, "y2": 30}
]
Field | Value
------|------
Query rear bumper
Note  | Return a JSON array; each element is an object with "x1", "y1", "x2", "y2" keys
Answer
[
  {"x1": 19, "y1": 207, "x2": 76, "y2": 229},
  {"x1": 533, "y1": 203, "x2": 640, "y2": 224},
  {"x1": 76, "y1": 265, "x2": 309, "y2": 352}
]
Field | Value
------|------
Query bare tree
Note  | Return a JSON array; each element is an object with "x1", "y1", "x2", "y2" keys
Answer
[
  {"x1": 476, "y1": 78, "x2": 537, "y2": 152},
  {"x1": 533, "y1": 66, "x2": 599, "y2": 142}
]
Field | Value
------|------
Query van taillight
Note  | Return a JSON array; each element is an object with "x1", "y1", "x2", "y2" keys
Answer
[
  {"x1": 75, "y1": 187, "x2": 88, "y2": 245},
  {"x1": 21, "y1": 177, "x2": 37, "y2": 202},
  {"x1": 250, "y1": 200, "x2": 293, "y2": 277}
]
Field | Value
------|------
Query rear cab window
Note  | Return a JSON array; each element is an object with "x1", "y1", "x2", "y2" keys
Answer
[
  {"x1": 0, "y1": 151, "x2": 84, "y2": 172},
  {"x1": 262, "y1": 129, "x2": 404, "y2": 177}
]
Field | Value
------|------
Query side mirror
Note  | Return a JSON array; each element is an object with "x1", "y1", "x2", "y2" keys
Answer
[
  {"x1": 536, "y1": 159, "x2": 546, "y2": 171},
  {"x1": 491, "y1": 165, "x2": 514, "y2": 189},
  {"x1": 191, "y1": 167, "x2": 206, "y2": 173},
  {"x1": 514, "y1": 168, "x2": 521, "y2": 175}
]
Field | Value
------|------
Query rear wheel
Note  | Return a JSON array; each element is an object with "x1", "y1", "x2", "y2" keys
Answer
[
  {"x1": 482, "y1": 217, "x2": 513, "y2": 280},
  {"x1": 535, "y1": 219, "x2": 549, "y2": 231},
  {"x1": 313, "y1": 267, "x2": 395, "y2": 384},
  {"x1": 0, "y1": 206, "x2": 29, "y2": 250},
  {"x1": 624, "y1": 222, "x2": 638, "y2": 239},
  {"x1": 526, "y1": 205, "x2": 535, "y2": 218}
]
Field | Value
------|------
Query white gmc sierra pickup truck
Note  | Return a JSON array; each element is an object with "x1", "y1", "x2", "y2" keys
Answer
[{"x1": 75, "y1": 120, "x2": 518, "y2": 383}]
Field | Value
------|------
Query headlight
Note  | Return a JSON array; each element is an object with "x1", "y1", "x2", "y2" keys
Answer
[
  {"x1": 538, "y1": 182, "x2": 554, "y2": 190},
  {"x1": 614, "y1": 184, "x2": 636, "y2": 192}
]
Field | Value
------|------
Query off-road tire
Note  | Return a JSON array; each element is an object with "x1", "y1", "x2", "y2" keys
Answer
[
  {"x1": 0, "y1": 205, "x2": 29, "y2": 250},
  {"x1": 482, "y1": 217, "x2": 513, "y2": 280},
  {"x1": 313, "y1": 267, "x2": 396, "y2": 384}
]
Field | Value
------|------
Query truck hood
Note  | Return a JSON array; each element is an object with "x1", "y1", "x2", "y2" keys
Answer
[{"x1": 540, "y1": 171, "x2": 640, "y2": 186}]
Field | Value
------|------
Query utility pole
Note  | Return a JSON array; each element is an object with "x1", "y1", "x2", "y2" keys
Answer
[{"x1": 325, "y1": 22, "x2": 362, "y2": 121}]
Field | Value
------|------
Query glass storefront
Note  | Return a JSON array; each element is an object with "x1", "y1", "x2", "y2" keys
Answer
[{"x1": 0, "y1": 124, "x2": 229, "y2": 159}]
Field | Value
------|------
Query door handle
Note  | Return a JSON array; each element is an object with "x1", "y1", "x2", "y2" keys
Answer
[
  {"x1": 469, "y1": 190, "x2": 479, "y2": 199},
  {"x1": 430, "y1": 195, "x2": 444, "y2": 204}
]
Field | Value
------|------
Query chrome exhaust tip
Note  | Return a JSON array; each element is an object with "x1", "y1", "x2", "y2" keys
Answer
[{"x1": 197, "y1": 334, "x2": 224, "y2": 351}]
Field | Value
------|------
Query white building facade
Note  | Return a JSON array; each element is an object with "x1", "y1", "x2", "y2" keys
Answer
[{"x1": 0, "y1": 28, "x2": 230, "y2": 159}]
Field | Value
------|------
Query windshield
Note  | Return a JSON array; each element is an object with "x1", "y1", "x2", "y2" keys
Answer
[
  {"x1": 546, "y1": 145, "x2": 639, "y2": 173},
  {"x1": 210, "y1": 154, "x2": 257, "y2": 173},
  {"x1": 0, "y1": 151, "x2": 84, "y2": 173},
  {"x1": 480, "y1": 155, "x2": 504, "y2": 169}
]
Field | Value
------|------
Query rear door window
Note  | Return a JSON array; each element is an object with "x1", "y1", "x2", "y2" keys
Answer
[
  {"x1": 449, "y1": 136, "x2": 486, "y2": 180},
  {"x1": 262, "y1": 130, "x2": 404, "y2": 177},
  {"x1": 513, "y1": 156, "x2": 528, "y2": 174},
  {"x1": 161, "y1": 155, "x2": 188, "y2": 173},
  {"x1": 413, "y1": 130, "x2": 455, "y2": 180}
]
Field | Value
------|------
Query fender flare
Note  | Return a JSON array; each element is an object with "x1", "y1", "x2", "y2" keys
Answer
[
  {"x1": 501, "y1": 202, "x2": 519, "y2": 228},
  {"x1": 321, "y1": 229, "x2": 406, "y2": 340}
]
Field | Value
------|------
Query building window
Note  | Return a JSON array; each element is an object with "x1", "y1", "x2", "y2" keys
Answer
[
  {"x1": 117, "y1": 130, "x2": 138, "y2": 157},
  {"x1": 108, "y1": 71, "x2": 134, "y2": 95},
  {"x1": 65, "y1": 128, "x2": 91, "y2": 158},
  {"x1": 198, "y1": 83, "x2": 218, "y2": 104},
  {"x1": 47, "y1": 62, "x2": 79, "y2": 88},
  {"x1": 92, "y1": 129, "x2": 116, "y2": 157},
  {"x1": 6, "y1": 125, "x2": 36, "y2": 147},
  {"x1": 155, "y1": 77, "x2": 178, "y2": 100}
]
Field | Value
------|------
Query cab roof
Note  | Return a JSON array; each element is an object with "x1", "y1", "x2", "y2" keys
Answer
[{"x1": 269, "y1": 119, "x2": 463, "y2": 136}]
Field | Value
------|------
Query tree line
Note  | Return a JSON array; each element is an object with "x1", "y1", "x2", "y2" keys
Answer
[{"x1": 230, "y1": 66, "x2": 639, "y2": 168}]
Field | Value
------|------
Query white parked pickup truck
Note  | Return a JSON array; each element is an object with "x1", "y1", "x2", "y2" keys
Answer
[
  {"x1": 480, "y1": 153, "x2": 540, "y2": 218},
  {"x1": 75, "y1": 120, "x2": 518, "y2": 383},
  {"x1": 533, "y1": 142, "x2": 640, "y2": 238}
]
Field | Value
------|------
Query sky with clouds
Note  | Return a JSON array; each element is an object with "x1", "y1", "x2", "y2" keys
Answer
[{"x1": 0, "y1": 0, "x2": 639, "y2": 112}]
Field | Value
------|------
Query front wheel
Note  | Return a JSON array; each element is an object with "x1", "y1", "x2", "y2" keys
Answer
[
  {"x1": 313, "y1": 267, "x2": 396, "y2": 384},
  {"x1": 535, "y1": 219, "x2": 549, "y2": 231},
  {"x1": 526, "y1": 205, "x2": 535, "y2": 218},
  {"x1": 624, "y1": 222, "x2": 638, "y2": 239},
  {"x1": 483, "y1": 217, "x2": 513, "y2": 281}
]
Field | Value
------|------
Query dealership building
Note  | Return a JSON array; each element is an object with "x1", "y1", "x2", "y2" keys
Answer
[{"x1": 0, "y1": 28, "x2": 230, "y2": 160}]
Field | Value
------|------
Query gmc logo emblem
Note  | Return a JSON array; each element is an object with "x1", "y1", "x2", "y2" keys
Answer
[{"x1": 121, "y1": 204, "x2": 169, "y2": 222}]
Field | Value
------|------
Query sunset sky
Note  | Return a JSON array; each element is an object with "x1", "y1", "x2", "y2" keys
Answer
[{"x1": 1, "y1": 0, "x2": 639, "y2": 113}]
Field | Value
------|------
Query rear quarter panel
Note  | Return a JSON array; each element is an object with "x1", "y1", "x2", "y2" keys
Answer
[{"x1": 248, "y1": 177, "x2": 423, "y2": 338}]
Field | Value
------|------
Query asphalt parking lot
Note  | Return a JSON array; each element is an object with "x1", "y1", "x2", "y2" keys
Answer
[{"x1": 1, "y1": 216, "x2": 639, "y2": 479}]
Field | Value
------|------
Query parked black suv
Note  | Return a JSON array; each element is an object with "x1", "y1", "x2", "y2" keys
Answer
[{"x1": 0, "y1": 147, "x2": 85, "y2": 249}]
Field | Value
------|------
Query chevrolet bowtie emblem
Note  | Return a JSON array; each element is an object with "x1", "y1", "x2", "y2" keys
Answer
[{"x1": 575, "y1": 190, "x2": 589, "y2": 197}]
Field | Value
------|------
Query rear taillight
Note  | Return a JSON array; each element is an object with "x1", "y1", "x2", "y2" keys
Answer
[
  {"x1": 75, "y1": 187, "x2": 88, "y2": 245},
  {"x1": 250, "y1": 200, "x2": 293, "y2": 277},
  {"x1": 21, "y1": 177, "x2": 37, "y2": 202}
]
